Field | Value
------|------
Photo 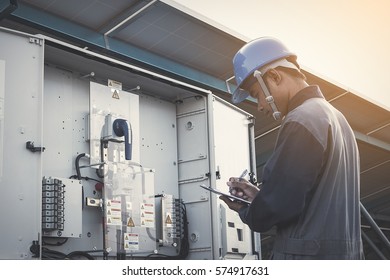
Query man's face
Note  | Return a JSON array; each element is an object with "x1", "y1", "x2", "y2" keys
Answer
[
  {"x1": 248, "y1": 81, "x2": 272, "y2": 117},
  {"x1": 246, "y1": 70, "x2": 288, "y2": 118}
]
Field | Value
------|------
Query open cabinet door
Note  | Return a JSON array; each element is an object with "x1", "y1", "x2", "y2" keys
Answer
[
  {"x1": 0, "y1": 28, "x2": 44, "y2": 259},
  {"x1": 208, "y1": 94, "x2": 261, "y2": 259}
]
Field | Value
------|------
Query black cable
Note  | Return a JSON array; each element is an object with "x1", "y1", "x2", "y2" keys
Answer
[
  {"x1": 66, "y1": 251, "x2": 95, "y2": 260},
  {"x1": 75, "y1": 153, "x2": 87, "y2": 180},
  {"x1": 177, "y1": 201, "x2": 190, "y2": 259},
  {"x1": 42, "y1": 237, "x2": 68, "y2": 246},
  {"x1": 71, "y1": 153, "x2": 105, "y2": 210},
  {"x1": 83, "y1": 177, "x2": 103, "y2": 184},
  {"x1": 41, "y1": 247, "x2": 68, "y2": 260},
  {"x1": 73, "y1": 153, "x2": 104, "y2": 183},
  {"x1": 69, "y1": 175, "x2": 103, "y2": 184},
  {"x1": 39, "y1": 247, "x2": 95, "y2": 260}
]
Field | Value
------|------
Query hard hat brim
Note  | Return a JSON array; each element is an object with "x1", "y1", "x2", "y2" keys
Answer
[{"x1": 232, "y1": 87, "x2": 250, "y2": 104}]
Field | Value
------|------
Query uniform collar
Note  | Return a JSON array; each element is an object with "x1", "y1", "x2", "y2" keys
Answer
[{"x1": 287, "y1": 85, "x2": 324, "y2": 113}]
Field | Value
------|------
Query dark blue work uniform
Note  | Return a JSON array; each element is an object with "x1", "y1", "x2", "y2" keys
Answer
[{"x1": 239, "y1": 85, "x2": 364, "y2": 259}]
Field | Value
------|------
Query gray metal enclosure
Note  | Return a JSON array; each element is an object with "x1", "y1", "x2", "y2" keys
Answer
[{"x1": 0, "y1": 28, "x2": 259, "y2": 260}]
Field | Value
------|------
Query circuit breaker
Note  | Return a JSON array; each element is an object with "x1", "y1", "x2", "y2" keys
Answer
[{"x1": 89, "y1": 81, "x2": 140, "y2": 167}]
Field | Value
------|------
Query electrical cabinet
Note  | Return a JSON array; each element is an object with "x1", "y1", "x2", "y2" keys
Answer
[{"x1": 0, "y1": 28, "x2": 260, "y2": 260}]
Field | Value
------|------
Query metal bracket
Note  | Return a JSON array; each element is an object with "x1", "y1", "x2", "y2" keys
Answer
[
  {"x1": 86, "y1": 197, "x2": 102, "y2": 207},
  {"x1": 26, "y1": 141, "x2": 45, "y2": 153},
  {"x1": 247, "y1": 115, "x2": 255, "y2": 124},
  {"x1": 29, "y1": 37, "x2": 43, "y2": 46},
  {"x1": 206, "y1": 170, "x2": 221, "y2": 180}
]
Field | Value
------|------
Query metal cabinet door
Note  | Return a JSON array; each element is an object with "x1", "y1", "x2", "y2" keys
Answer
[
  {"x1": 208, "y1": 95, "x2": 259, "y2": 259},
  {"x1": 0, "y1": 28, "x2": 44, "y2": 259}
]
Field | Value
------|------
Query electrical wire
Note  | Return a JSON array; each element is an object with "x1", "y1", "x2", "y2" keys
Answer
[
  {"x1": 42, "y1": 237, "x2": 68, "y2": 246},
  {"x1": 71, "y1": 152, "x2": 103, "y2": 184},
  {"x1": 75, "y1": 153, "x2": 86, "y2": 180},
  {"x1": 30, "y1": 243, "x2": 95, "y2": 260},
  {"x1": 178, "y1": 202, "x2": 190, "y2": 258},
  {"x1": 42, "y1": 248, "x2": 95, "y2": 260},
  {"x1": 66, "y1": 251, "x2": 95, "y2": 260},
  {"x1": 70, "y1": 153, "x2": 104, "y2": 210}
]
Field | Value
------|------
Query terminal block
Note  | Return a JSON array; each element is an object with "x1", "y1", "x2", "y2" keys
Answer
[
  {"x1": 42, "y1": 177, "x2": 65, "y2": 232},
  {"x1": 161, "y1": 195, "x2": 185, "y2": 248}
]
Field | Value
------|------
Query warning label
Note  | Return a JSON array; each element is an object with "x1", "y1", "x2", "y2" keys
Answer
[
  {"x1": 106, "y1": 198, "x2": 122, "y2": 225},
  {"x1": 124, "y1": 233, "x2": 139, "y2": 251},
  {"x1": 108, "y1": 79, "x2": 122, "y2": 90},
  {"x1": 140, "y1": 203, "x2": 155, "y2": 228},
  {"x1": 165, "y1": 213, "x2": 173, "y2": 228}
]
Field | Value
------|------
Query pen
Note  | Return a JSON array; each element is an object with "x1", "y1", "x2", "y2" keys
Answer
[
  {"x1": 239, "y1": 169, "x2": 248, "y2": 179},
  {"x1": 229, "y1": 169, "x2": 249, "y2": 199}
]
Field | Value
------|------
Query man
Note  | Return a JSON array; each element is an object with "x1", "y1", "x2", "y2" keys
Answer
[{"x1": 220, "y1": 37, "x2": 364, "y2": 259}]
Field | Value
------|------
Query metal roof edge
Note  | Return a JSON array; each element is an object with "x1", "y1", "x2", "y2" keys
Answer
[
  {"x1": 5, "y1": 1, "x2": 231, "y2": 95},
  {"x1": 301, "y1": 64, "x2": 390, "y2": 112},
  {"x1": 160, "y1": 0, "x2": 250, "y2": 43}
]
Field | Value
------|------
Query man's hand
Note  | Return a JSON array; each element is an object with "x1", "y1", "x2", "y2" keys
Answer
[
  {"x1": 219, "y1": 177, "x2": 259, "y2": 212},
  {"x1": 219, "y1": 195, "x2": 247, "y2": 212}
]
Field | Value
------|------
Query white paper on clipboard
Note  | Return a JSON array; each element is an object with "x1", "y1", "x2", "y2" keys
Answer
[{"x1": 199, "y1": 184, "x2": 250, "y2": 205}]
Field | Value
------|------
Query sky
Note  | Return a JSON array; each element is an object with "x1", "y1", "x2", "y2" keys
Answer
[{"x1": 171, "y1": 0, "x2": 390, "y2": 110}]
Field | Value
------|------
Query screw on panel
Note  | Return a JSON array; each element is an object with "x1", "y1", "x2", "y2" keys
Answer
[{"x1": 190, "y1": 232, "x2": 199, "y2": 242}]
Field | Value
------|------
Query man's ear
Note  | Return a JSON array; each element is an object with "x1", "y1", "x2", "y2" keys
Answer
[{"x1": 265, "y1": 69, "x2": 282, "y2": 85}]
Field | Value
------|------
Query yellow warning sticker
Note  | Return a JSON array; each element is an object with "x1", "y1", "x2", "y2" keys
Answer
[
  {"x1": 112, "y1": 89, "x2": 120, "y2": 99},
  {"x1": 166, "y1": 214, "x2": 172, "y2": 224},
  {"x1": 127, "y1": 217, "x2": 135, "y2": 227}
]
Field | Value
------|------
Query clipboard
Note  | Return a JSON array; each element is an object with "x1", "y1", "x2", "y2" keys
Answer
[{"x1": 199, "y1": 184, "x2": 250, "y2": 205}]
